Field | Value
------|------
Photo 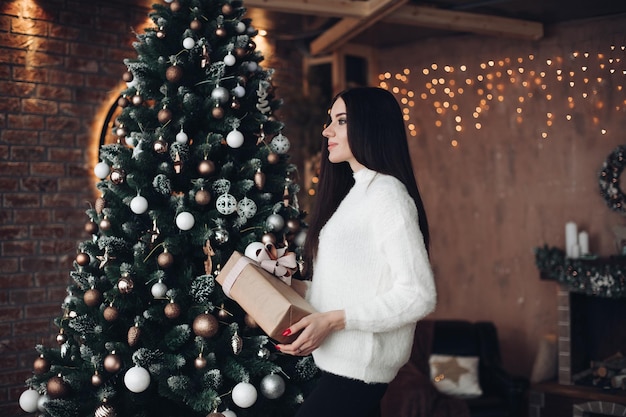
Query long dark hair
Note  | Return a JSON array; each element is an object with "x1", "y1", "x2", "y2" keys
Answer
[{"x1": 303, "y1": 87, "x2": 429, "y2": 276}]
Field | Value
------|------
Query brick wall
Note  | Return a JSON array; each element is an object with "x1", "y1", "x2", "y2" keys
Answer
[{"x1": 0, "y1": 1, "x2": 151, "y2": 415}]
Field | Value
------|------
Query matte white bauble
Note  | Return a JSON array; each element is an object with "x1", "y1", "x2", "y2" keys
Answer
[
  {"x1": 124, "y1": 366, "x2": 151, "y2": 393},
  {"x1": 224, "y1": 53, "x2": 236, "y2": 66},
  {"x1": 182, "y1": 37, "x2": 195, "y2": 49},
  {"x1": 175, "y1": 130, "x2": 188, "y2": 144},
  {"x1": 94, "y1": 162, "x2": 110, "y2": 179},
  {"x1": 19, "y1": 389, "x2": 40, "y2": 413},
  {"x1": 231, "y1": 382, "x2": 257, "y2": 408},
  {"x1": 235, "y1": 22, "x2": 246, "y2": 33},
  {"x1": 151, "y1": 281, "x2": 168, "y2": 298},
  {"x1": 246, "y1": 61, "x2": 258, "y2": 72},
  {"x1": 130, "y1": 195, "x2": 148, "y2": 214},
  {"x1": 244, "y1": 242, "x2": 266, "y2": 260},
  {"x1": 175, "y1": 211, "x2": 195, "y2": 230},
  {"x1": 222, "y1": 409, "x2": 237, "y2": 417},
  {"x1": 233, "y1": 85, "x2": 246, "y2": 98},
  {"x1": 226, "y1": 129, "x2": 244, "y2": 148}
]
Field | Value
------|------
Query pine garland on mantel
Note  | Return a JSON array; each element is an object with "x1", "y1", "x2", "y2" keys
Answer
[{"x1": 534, "y1": 245, "x2": 626, "y2": 298}]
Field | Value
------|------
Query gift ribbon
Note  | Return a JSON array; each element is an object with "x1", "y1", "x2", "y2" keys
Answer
[{"x1": 221, "y1": 256, "x2": 253, "y2": 299}]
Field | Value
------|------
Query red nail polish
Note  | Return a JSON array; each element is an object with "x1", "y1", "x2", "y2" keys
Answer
[
  {"x1": 282, "y1": 329, "x2": 291, "y2": 336},
  {"x1": 275, "y1": 345, "x2": 281, "y2": 351}
]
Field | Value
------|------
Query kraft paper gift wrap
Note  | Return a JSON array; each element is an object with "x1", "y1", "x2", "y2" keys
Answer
[{"x1": 217, "y1": 251, "x2": 315, "y2": 344}]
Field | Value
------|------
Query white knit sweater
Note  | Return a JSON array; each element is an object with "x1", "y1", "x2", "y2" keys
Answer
[{"x1": 306, "y1": 168, "x2": 436, "y2": 384}]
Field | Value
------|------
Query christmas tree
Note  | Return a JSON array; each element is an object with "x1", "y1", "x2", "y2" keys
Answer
[{"x1": 18, "y1": 1, "x2": 316, "y2": 416}]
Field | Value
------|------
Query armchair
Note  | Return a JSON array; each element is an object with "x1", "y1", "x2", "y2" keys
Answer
[{"x1": 380, "y1": 319, "x2": 528, "y2": 417}]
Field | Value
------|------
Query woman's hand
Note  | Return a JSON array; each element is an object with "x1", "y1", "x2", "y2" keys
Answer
[{"x1": 276, "y1": 310, "x2": 345, "y2": 356}]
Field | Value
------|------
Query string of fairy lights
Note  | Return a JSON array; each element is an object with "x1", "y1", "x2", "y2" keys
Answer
[{"x1": 378, "y1": 42, "x2": 626, "y2": 148}]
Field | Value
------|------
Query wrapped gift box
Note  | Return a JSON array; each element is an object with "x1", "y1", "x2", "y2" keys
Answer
[{"x1": 216, "y1": 251, "x2": 315, "y2": 343}]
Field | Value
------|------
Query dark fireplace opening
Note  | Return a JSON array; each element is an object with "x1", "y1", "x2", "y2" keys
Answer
[{"x1": 570, "y1": 292, "x2": 626, "y2": 387}]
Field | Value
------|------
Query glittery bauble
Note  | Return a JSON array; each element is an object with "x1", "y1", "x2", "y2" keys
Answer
[
  {"x1": 99, "y1": 217, "x2": 112, "y2": 231},
  {"x1": 244, "y1": 314, "x2": 258, "y2": 328},
  {"x1": 56, "y1": 330, "x2": 67, "y2": 345},
  {"x1": 91, "y1": 372, "x2": 103, "y2": 387},
  {"x1": 157, "y1": 251, "x2": 174, "y2": 268},
  {"x1": 85, "y1": 221, "x2": 98, "y2": 234},
  {"x1": 157, "y1": 108, "x2": 173, "y2": 124},
  {"x1": 127, "y1": 325, "x2": 141, "y2": 347},
  {"x1": 47, "y1": 375, "x2": 68, "y2": 398},
  {"x1": 192, "y1": 313, "x2": 219, "y2": 338},
  {"x1": 231, "y1": 382, "x2": 257, "y2": 408},
  {"x1": 166, "y1": 65, "x2": 183, "y2": 83},
  {"x1": 103, "y1": 305, "x2": 119, "y2": 322},
  {"x1": 110, "y1": 168, "x2": 126, "y2": 184},
  {"x1": 94, "y1": 401, "x2": 116, "y2": 417},
  {"x1": 104, "y1": 353, "x2": 122, "y2": 373},
  {"x1": 260, "y1": 374, "x2": 286, "y2": 399},
  {"x1": 254, "y1": 169, "x2": 266, "y2": 190},
  {"x1": 76, "y1": 252, "x2": 90, "y2": 266},
  {"x1": 84, "y1": 288, "x2": 102, "y2": 307},
  {"x1": 195, "y1": 189, "x2": 211, "y2": 205},
  {"x1": 214, "y1": 228, "x2": 229, "y2": 245},
  {"x1": 33, "y1": 355, "x2": 50, "y2": 374},
  {"x1": 189, "y1": 18, "x2": 202, "y2": 31},
  {"x1": 198, "y1": 159, "x2": 216, "y2": 176},
  {"x1": 118, "y1": 276, "x2": 134, "y2": 294},
  {"x1": 266, "y1": 213, "x2": 285, "y2": 232},
  {"x1": 194, "y1": 355, "x2": 207, "y2": 369},
  {"x1": 267, "y1": 152, "x2": 279, "y2": 164},
  {"x1": 153, "y1": 138, "x2": 168, "y2": 154},
  {"x1": 164, "y1": 302, "x2": 181, "y2": 319}
]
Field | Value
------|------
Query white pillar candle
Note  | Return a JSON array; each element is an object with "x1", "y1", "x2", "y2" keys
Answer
[
  {"x1": 570, "y1": 243, "x2": 581, "y2": 259},
  {"x1": 578, "y1": 231, "x2": 589, "y2": 255},
  {"x1": 565, "y1": 221, "x2": 578, "y2": 258}
]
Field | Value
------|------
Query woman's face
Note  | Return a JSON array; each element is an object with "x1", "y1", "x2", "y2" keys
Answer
[{"x1": 322, "y1": 97, "x2": 364, "y2": 171}]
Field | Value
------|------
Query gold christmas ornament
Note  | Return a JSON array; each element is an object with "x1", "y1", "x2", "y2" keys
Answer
[
  {"x1": 33, "y1": 355, "x2": 50, "y2": 374},
  {"x1": 192, "y1": 313, "x2": 219, "y2": 338},
  {"x1": 47, "y1": 375, "x2": 68, "y2": 398},
  {"x1": 117, "y1": 96, "x2": 129, "y2": 108},
  {"x1": 221, "y1": 3, "x2": 233, "y2": 15},
  {"x1": 104, "y1": 353, "x2": 122, "y2": 373},
  {"x1": 207, "y1": 412, "x2": 225, "y2": 417},
  {"x1": 286, "y1": 218, "x2": 301, "y2": 234},
  {"x1": 217, "y1": 305, "x2": 231, "y2": 321},
  {"x1": 127, "y1": 324, "x2": 141, "y2": 347},
  {"x1": 103, "y1": 305, "x2": 119, "y2": 322},
  {"x1": 83, "y1": 288, "x2": 102, "y2": 307},
  {"x1": 261, "y1": 233, "x2": 276, "y2": 246},
  {"x1": 164, "y1": 301, "x2": 181, "y2": 319},
  {"x1": 215, "y1": 25, "x2": 226, "y2": 37}
]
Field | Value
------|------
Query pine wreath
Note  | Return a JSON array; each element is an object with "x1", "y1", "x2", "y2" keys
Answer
[{"x1": 599, "y1": 145, "x2": 626, "y2": 214}]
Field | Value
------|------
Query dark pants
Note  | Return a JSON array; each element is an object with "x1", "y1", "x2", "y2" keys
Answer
[{"x1": 295, "y1": 372, "x2": 388, "y2": 417}]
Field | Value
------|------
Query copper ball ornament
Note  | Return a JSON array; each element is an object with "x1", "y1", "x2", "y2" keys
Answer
[
  {"x1": 170, "y1": 0, "x2": 181, "y2": 12},
  {"x1": 234, "y1": 47, "x2": 247, "y2": 58},
  {"x1": 215, "y1": 26, "x2": 227, "y2": 37},
  {"x1": 91, "y1": 371, "x2": 103, "y2": 387},
  {"x1": 117, "y1": 96, "x2": 129, "y2": 108},
  {"x1": 117, "y1": 276, "x2": 134, "y2": 294},
  {"x1": 198, "y1": 159, "x2": 215, "y2": 176},
  {"x1": 76, "y1": 252, "x2": 90, "y2": 266},
  {"x1": 244, "y1": 314, "x2": 258, "y2": 328},
  {"x1": 157, "y1": 251, "x2": 174, "y2": 268},
  {"x1": 190, "y1": 18, "x2": 202, "y2": 31},
  {"x1": 110, "y1": 168, "x2": 126, "y2": 184},
  {"x1": 211, "y1": 106, "x2": 225, "y2": 119},
  {"x1": 47, "y1": 375, "x2": 68, "y2": 398},
  {"x1": 103, "y1": 305, "x2": 119, "y2": 322},
  {"x1": 166, "y1": 65, "x2": 183, "y2": 83},
  {"x1": 164, "y1": 301, "x2": 181, "y2": 319},
  {"x1": 157, "y1": 108, "x2": 173, "y2": 124},
  {"x1": 286, "y1": 218, "x2": 301, "y2": 234},
  {"x1": 122, "y1": 71, "x2": 133, "y2": 82},
  {"x1": 85, "y1": 221, "x2": 98, "y2": 234},
  {"x1": 230, "y1": 98, "x2": 240, "y2": 110},
  {"x1": 267, "y1": 152, "x2": 279, "y2": 164},
  {"x1": 192, "y1": 313, "x2": 219, "y2": 338},
  {"x1": 217, "y1": 306, "x2": 231, "y2": 321},
  {"x1": 195, "y1": 189, "x2": 211, "y2": 205},
  {"x1": 104, "y1": 353, "x2": 122, "y2": 373},
  {"x1": 56, "y1": 330, "x2": 68, "y2": 345},
  {"x1": 33, "y1": 355, "x2": 50, "y2": 375},
  {"x1": 131, "y1": 93, "x2": 143, "y2": 106},
  {"x1": 84, "y1": 288, "x2": 102, "y2": 307},
  {"x1": 194, "y1": 355, "x2": 207, "y2": 369},
  {"x1": 261, "y1": 232, "x2": 276, "y2": 245},
  {"x1": 153, "y1": 138, "x2": 168, "y2": 154},
  {"x1": 221, "y1": 3, "x2": 233, "y2": 15},
  {"x1": 99, "y1": 217, "x2": 112, "y2": 231}
]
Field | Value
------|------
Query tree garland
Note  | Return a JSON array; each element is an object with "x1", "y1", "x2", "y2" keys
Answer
[
  {"x1": 535, "y1": 245, "x2": 626, "y2": 298},
  {"x1": 599, "y1": 145, "x2": 626, "y2": 214}
]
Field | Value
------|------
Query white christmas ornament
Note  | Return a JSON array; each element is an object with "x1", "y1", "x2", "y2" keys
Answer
[
  {"x1": 175, "y1": 129, "x2": 188, "y2": 144},
  {"x1": 246, "y1": 61, "x2": 258, "y2": 72},
  {"x1": 211, "y1": 86, "x2": 230, "y2": 103},
  {"x1": 237, "y1": 197, "x2": 257, "y2": 219},
  {"x1": 124, "y1": 366, "x2": 151, "y2": 393},
  {"x1": 151, "y1": 281, "x2": 168, "y2": 298},
  {"x1": 216, "y1": 193, "x2": 237, "y2": 215},
  {"x1": 175, "y1": 211, "x2": 195, "y2": 230},
  {"x1": 130, "y1": 195, "x2": 148, "y2": 214},
  {"x1": 182, "y1": 37, "x2": 195, "y2": 49},
  {"x1": 221, "y1": 409, "x2": 237, "y2": 417},
  {"x1": 94, "y1": 162, "x2": 110, "y2": 179},
  {"x1": 235, "y1": 22, "x2": 246, "y2": 33},
  {"x1": 270, "y1": 133, "x2": 290, "y2": 154},
  {"x1": 224, "y1": 52, "x2": 236, "y2": 66},
  {"x1": 37, "y1": 394, "x2": 49, "y2": 412},
  {"x1": 260, "y1": 374, "x2": 286, "y2": 399},
  {"x1": 232, "y1": 382, "x2": 257, "y2": 408},
  {"x1": 226, "y1": 129, "x2": 244, "y2": 148},
  {"x1": 233, "y1": 84, "x2": 246, "y2": 98},
  {"x1": 245, "y1": 242, "x2": 266, "y2": 259},
  {"x1": 19, "y1": 389, "x2": 40, "y2": 413}
]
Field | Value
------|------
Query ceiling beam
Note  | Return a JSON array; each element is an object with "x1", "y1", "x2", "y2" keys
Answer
[
  {"x1": 309, "y1": 0, "x2": 409, "y2": 56},
  {"x1": 385, "y1": 5, "x2": 544, "y2": 40},
  {"x1": 243, "y1": 0, "x2": 370, "y2": 18}
]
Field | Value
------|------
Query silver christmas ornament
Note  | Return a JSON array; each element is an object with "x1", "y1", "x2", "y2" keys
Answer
[
  {"x1": 211, "y1": 86, "x2": 230, "y2": 103},
  {"x1": 260, "y1": 374, "x2": 286, "y2": 399},
  {"x1": 266, "y1": 213, "x2": 285, "y2": 231},
  {"x1": 214, "y1": 228, "x2": 230, "y2": 244}
]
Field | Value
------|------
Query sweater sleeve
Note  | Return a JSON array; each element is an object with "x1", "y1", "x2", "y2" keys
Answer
[{"x1": 343, "y1": 177, "x2": 437, "y2": 333}]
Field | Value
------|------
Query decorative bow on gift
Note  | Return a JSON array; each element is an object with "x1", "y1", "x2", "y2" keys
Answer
[{"x1": 244, "y1": 241, "x2": 297, "y2": 285}]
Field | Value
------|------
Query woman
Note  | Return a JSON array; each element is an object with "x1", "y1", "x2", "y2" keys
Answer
[{"x1": 276, "y1": 87, "x2": 436, "y2": 417}]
